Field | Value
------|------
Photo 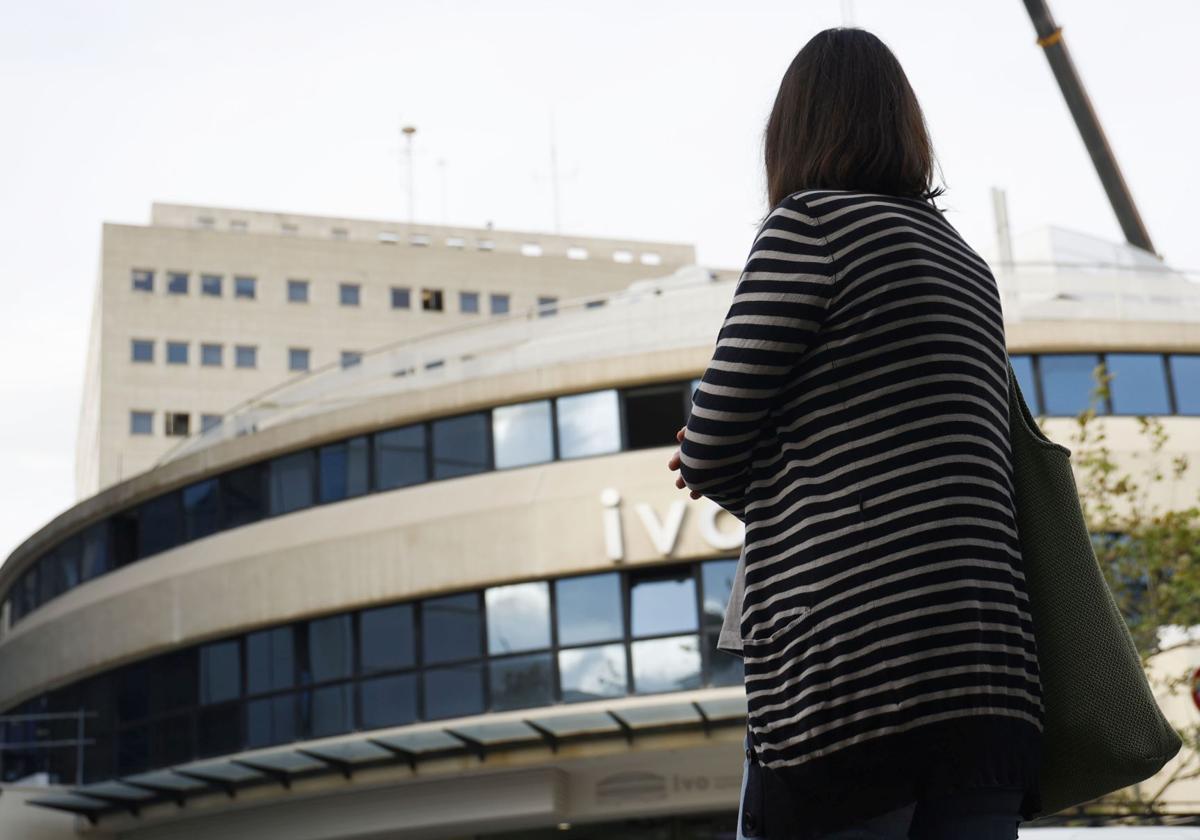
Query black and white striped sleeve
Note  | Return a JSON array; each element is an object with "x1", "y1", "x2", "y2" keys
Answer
[{"x1": 677, "y1": 193, "x2": 838, "y2": 521}]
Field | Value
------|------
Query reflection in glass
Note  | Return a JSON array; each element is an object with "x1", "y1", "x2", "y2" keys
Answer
[
  {"x1": 424, "y1": 664, "x2": 484, "y2": 719},
  {"x1": 247, "y1": 627, "x2": 294, "y2": 693},
  {"x1": 631, "y1": 635, "x2": 702, "y2": 694},
  {"x1": 701, "y1": 559, "x2": 738, "y2": 631},
  {"x1": 269, "y1": 450, "x2": 315, "y2": 515},
  {"x1": 489, "y1": 653, "x2": 554, "y2": 711},
  {"x1": 631, "y1": 570, "x2": 697, "y2": 637},
  {"x1": 1040, "y1": 353, "x2": 1104, "y2": 415},
  {"x1": 375, "y1": 424, "x2": 427, "y2": 490},
  {"x1": 199, "y1": 640, "x2": 240, "y2": 704},
  {"x1": 556, "y1": 390, "x2": 621, "y2": 459},
  {"x1": 80, "y1": 520, "x2": 112, "y2": 582},
  {"x1": 492, "y1": 400, "x2": 554, "y2": 469},
  {"x1": 624, "y1": 384, "x2": 687, "y2": 450},
  {"x1": 431, "y1": 413, "x2": 490, "y2": 478},
  {"x1": 319, "y1": 436, "x2": 370, "y2": 503},
  {"x1": 1171, "y1": 355, "x2": 1200, "y2": 415},
  {"x1": 485, "y1": 582, "x2": 550, "y2": 654},
  {"x1": 422, "y1": 593, "x2": 482, "y2": 664},
  {"x1": 306, "y1": 684, "x2": 353, "y2": 737},
  {"x1": 707, "y1": 637, "x2": 744, "y2": 688},
  {"x1": 559, "y1": 643, "x2": 627, "y2": 702},
  {"x1": 246, "y1": 696, "x2": 296, "y2": 747},
  {"x1": 182, "y1": 478, "x2": 219, "y2": 541},
  {"x1": 1106, "y1": 354, "x2": 1170, "y2": 415},
  {"x1": 220, "y1": 464, "x2": 266, "y2": 528},
  {"x1": 555, "y1": 573, "x2": 623, "y2": 646},
  {"x1": 1009, "y1": 355, "x2": 1039, "y2": 415},
  {"x1": 305, "y1": 615, "x2": 352, "y2": 682},
  {"x1": 361, "y1": 674, "x2": 418, "y2": 728},
  {"x1": 360, "y1": 604, "x2": 415, "y2": 672}
]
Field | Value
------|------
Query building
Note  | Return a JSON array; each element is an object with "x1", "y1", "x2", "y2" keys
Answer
[
  {"x1": 75, "y1": 203, "x2": 695, "y2": 498},
  {"x1": 1, "y1": 206, "x2": 1199, "y2": 839}
]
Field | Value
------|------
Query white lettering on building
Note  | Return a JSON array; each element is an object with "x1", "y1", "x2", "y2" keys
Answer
[{"x1": 601, "y1": 487, "x2": 744, "y2": 561}]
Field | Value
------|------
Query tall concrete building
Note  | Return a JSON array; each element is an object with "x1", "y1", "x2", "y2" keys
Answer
[{"x1": 75, "y1": 203, "x2": 695, "y2": 497}]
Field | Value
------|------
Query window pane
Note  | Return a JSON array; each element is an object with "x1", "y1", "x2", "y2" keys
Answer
[
  {"x1": 374, "y1": 424, "x2": 428, "y2": 490},
  {"x1": 422, "y1": 592, "x2": 482, "y2": 664},
  {"x1": 167, "y1": 272, "x2": 188, "y2": 294},
  {"x1": 485, "y1": 582, "x2": 550, "y2": 654},
  {"x1": 361, "y1": 674, "x2": 417, "y2": 729},
  {"x1": 201, "y1": 274, "x2": 222, "y2": 296},
  {"x1": 130, "y1": 411, "x2": 153, "y2": 435},
  {"x1": 182, "y1": 478, "x2": 219, "y2": 540},
  {"x1": 556, "y1": 573, "x2": 623, "y2": 646},
  {"x1": 151, "y1": 649, "x2": 198, "y2": 713},
  {"x1": 305, "y1": 684, "x2": 353, "y2": 738},
  {"x1": 557, "y1": 390, "x2": 621, "y2": 459},
  {"x1": 199, "y1": 640, "x2": 241, "y2": 704},
  {"x1": 131, "y1": 269, "x2": 154, "y2": 291},
  {"x1": 701, "y1": 559, "x2": 738, "y2": 632},
  {"x1": 391, "y1": 287, "x2": 410, "y2": 309},
  {"x1": 116, "y1": 725, "x2": 150, "y2": 776},
  {"x1": 492, "y1": 400, "x2": 553, "y2": 469},
  {"x1": 460, "y1": 291, "x2": 479, "y2": 313},
  {"x1": 489, "y1": 653, "x2": 554, "y2": 711},
  {"x1": 631, "y1": 569, "x2": 697, "y2": 637},
  {"x1": 269, "y1": 450, "x2": 315, "y2": 515},
  {"x1": 559, "y1": 643, "x2": 627, "y2": 702},
  {"x1": 490, "y1": 293, "x2": 509, "y2": 315},
  {"x1": 235, "y1": 345, "x2": 257, "y2": 368},
  {"x1": 1009, "y1": 355, "x2": 1039, "y2": 414},
  {"x1": 706, "y1": 631, "x2": 744, "y2": 687},
  {"x1": 305, "y1": 615, "x2": 352, "y2": 682},
  {"x1": 1171, "y1": 355, "x2": 1200, "y2": 414},
  {"x1": 167, "y1": 341, "x2": 189, "y2": 364},
  {"x1": 631, "y1": 634, "x2": 701, "y2": 694},
  {"x1": 1107, "y1": 353, "x2": 1170, "y2": 415},
  {"x1": 624, "y1": 384, "x2": 687, "y2": 450},
  {"x1": 201, "y1": 343, "x2": 223, "y2": 366},
  {"x1": 1040, "y1": 353, "x2": 1104, "y2": 415},
  {"x1": 246, "y1": 696, "x2": 295, "y2": 747},
  {"x1": 288, "y1": 279, "x2": 308, "y2": 302},
  {"x1": 196, "y1": 703, "x2": 240, "y2": 758},
  {"x1": 341, "y1": 351, "x2": 362, "y2": 368},
  {"x1": 289, "y1": 348, "x2": 310, "y2": 372},
  {"x1": 138, "y1": 493, "x2": 182, "y2": 558},
  {"x1": 201, "y1": 414, "x2": 222, "y2": 433},
  {"x1": 339, "y1": 283, "x2": 360, "y2": 306},
  {"x1": 431, "y1": 413, "x2": 490, "y2": 478},
  {"x1": 537, "y1": 295, "x2": 558, "y2": 317},
  {"x1": 360, "y1": 603, "x2": 415, "y2": 673},
  {"x1": 220, "y1": 464, "x2": 266, "y2": 528},
  {"x1": 80, "y1": 521, "x2": 112, "y2": 581},
  {"x1": 235, "y1": 276, "x2": 256, "y2": 299},
  {"x1": 247, "y1": 627, "x2": 295, "y2": 693},
  {"x1": 131, "y1": 339, "x2": 154, "y2": 362},
  {"x1": 424, "y1": 664, "x2": 484, "y2": 719},
  {"x1": 319, "y1": 436, "x2": 370, "y2": 503}
]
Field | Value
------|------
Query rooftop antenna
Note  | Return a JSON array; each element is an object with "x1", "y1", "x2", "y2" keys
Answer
[
  {"x1": 533, "y1": 106, "x2": 579, "y2": 234},
  {"x1": 401, "y1": 123, "x2": 417, "y2": 224}
]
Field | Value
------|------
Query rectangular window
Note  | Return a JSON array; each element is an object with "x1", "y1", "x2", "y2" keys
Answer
[
  {"x1": 489, "y1": 653, "x2": 554, "y2": 711},
  {"x1": 234, "y1": 276, "x2": 256, "y2": 299},
  {"x1": 200, "y1": 274, "x2": 222, "y2": 297},
  {"x1": 492, "y1": 399, "x2": 553, "y2": 469},
  {"x1": 167, "y1": 272, "x2": 188, "y2": 295},
  {"x1": 556, "y1": 572, "x2": 623, "y2": 646},
  {"x1": 182, "y1": 478, "x2": 219, "y2": 540},
  {"x1": 165, "y1": 412, "x2": 190, "y2": 437},
  {"x1": 359, "y1": 603, "x2": 416, "y2": 673},
  {"x1": 361, "y1": 674, "x2": 417, "y2": 729},
  {"x1": 137, "y1": 493, "x2": 182, "y2": 559},
  {"x1": 631, "y1": 634, "x2": 701, "y2": 694},
  {"x1": 423, "y1": 664, "x2": 484, "y2": 719},
  {"x1": 537, "y1": 295, "x2": 558, "y2": 317},
  {"x1": 459, "y1": 291, "x2": 479, "y2": 313},
  {"x1": 422, "y1": 592, "x2": 483, "y2": 664},
  {"x1": 340, "y1": 351, "x2": 362, "y2": 368},
  {"x1": 131, "y1": 339, "x2": 154, "y2": 363},
  {"x1": 201, "y1": 343, "x2": 223, "y2": 367},
  {"x1": 130, "y1": 411, "x2": 153, "y2": 435},
  {"x1": 559, "y1": 643, "x2": 626, "y2": 702},
  {"x1": 1008, "y1": 355, "x2": 1040, "y2": 415},
  {"x1": 247, "y1": 627, "x2": 295, "y2": 696},
  {"x1": 623, "y1": 383, "x2": 688, "y2": 450},
  {"x1": 166, "y1": 341, "x2": 189, "y2": 365},
  {"x1": 431, "y1": 412, "x2": 490, "y2": 478},
  {"x1": 421, "y1": 288, "x2": 444, "y2": 311},
  {"x1": 490, "y1": 293, "x2": 510, "y2": 315},
  {"x1": 339, "y1": 283, "x2": 360, "y2": 306},
  {"x1": 1169, "y1": 354, "x2": 1200, "y2": 414},
  {"x1": 1106, "y1": 353, "x2": 1170, "y2": 415},
  {"x1": 391, "y1": 287, "x2": 411, "y2": 309},
  {"x1": 701, "y1": 559, "x2": 743, "y2": 687},
  {"x1": 131, "y1": 269, "x2": 154, "y2": 292},
  {"x1": 630, "y1": 566, "x2": 698, "y2": 637},
  {"x1": 1040, "y1": 353, "x2": 1105, "y2": 415},
  {"x1": 485, "y1": 582, "x2": 550, "y2": 654},
  {"x1": 269, "y1": 450, "x2": 315, "y2": 515},
  {"x1": 289, "y1": 347, "x2": 310, "y2": 372},
  {"x1": 373, "y1": 424, "x2": 428, "y2": 490},
  {"x1": 199, "y1": 640, "x2": 241, "y2": 705},
  {"x1": 318, "y1": 436, "x2": 370, "y2": 503},
  {"x1": 80, "y1": 521, "x2": 112, "y2": 582},
  {"x1": 556, "y1": 389, "x2": 621, "y2": 458},
  {"x1": 287, "y1": 279, "x2": 309, "y2": 303},
  {"x1": 235, "y1": 345, "x2": 257, "y2": 369},
  {"x1": 220, "y1": 464, "x2": 266, "y2": 528},
  {"x1": 200, "y1": 413, "x2": 222, "y2": 433}
]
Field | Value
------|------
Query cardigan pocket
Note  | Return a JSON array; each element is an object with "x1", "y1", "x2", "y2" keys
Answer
[{"x1": 740, "y1": 606, "x2": 813, "y2": 665}]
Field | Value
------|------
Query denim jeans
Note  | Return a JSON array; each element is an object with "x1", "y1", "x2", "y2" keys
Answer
[{"x1": 737, "y1": 728, "x2": 1026, "y2": 840}]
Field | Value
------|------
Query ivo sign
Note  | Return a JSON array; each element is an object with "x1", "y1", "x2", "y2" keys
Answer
[{"x1": 599, "y1": 487, "x2": 744, "y2": 561}]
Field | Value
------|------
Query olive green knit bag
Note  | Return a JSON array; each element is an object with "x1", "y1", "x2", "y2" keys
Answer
[{"x1": 1006, "y1": 357, "x2": 1182, "y2": 816}]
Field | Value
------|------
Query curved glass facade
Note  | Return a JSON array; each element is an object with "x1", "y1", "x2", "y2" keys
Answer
[{"x1": 0, "y1": 558, "x2": 742, "y2": 785}]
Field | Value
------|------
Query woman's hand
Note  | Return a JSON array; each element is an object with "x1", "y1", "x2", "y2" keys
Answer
[{"x1": 669, "y1": 425, "x2": 702, "y2": 499}]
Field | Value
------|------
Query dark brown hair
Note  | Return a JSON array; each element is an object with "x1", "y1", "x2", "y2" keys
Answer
[{"x1": 763, "y1": 27, "x2": 945, "y2": 213}]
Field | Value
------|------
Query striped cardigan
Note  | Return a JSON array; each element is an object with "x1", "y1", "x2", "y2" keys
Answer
[{"x1": 679, "y1": 189, "x2": 1046, "y2": 833}]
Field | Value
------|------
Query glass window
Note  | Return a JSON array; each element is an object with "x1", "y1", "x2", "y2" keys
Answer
[
  {"x1": 151, "y1": 649, "x2": 198, "y2": 714},
  {"x1": 287, "y1": 279, "x2": 309, "y2": 303},
  {"x1": 199, "y1": 640, "x2": 240, "y2": 704},
  {"x1": 247, "y1": 627, "x2": 295, "y2": 693},
  {"x1": 201, "y1": 343, "x2": 223, "y2": 367},
  {"x1": 701, "y1": 559, "x2": 738, "y2": 632},
  {"x1": 339, "y1": 283, "x2": 360, "y2": 306},
  {"x1": 423, "y1": 664, "x2": 484, "y2": 719},
  {"x1": 196, "y1": 702, "x2": 240, "y2": 759},
  {"x1": 490, "y1": 293, "x2": 509, "y2": 315},
  {"x1": 1170, "y1": 355, "x2": 1200, "y2": 414},
  {"x1": 422, "y1": 592, "x2": 482, "y2": 664},
  {"x1": 130, "y1": 410, "x2": 153, "y2": 435},
  {"x1": 559, "y1": 643, "x2": 627, "y2": 702},
  {"x1": 110, "y1": 509, "x2": 139, "y2": 568},
  {"x1": 630, "y1": 568, "x2": 697, "y2": 637},
  {"x1": 200, "y1": 414, "x2": 222, "y2": 433},
  {"x1": 220, "y1": 463, "x2": 266, "y2": 528},
  {"x1": 391, "y1": 287, "x2": 411, "y2": 309},
  {"x1": 1107, "y1": 353, "x2": 1170, "y2": 415},
  {"x1": 421, "y1": 288, "x2": 444, "y2": 311},
  {"x1": 235, "y1": 345, "x2": 256, "y2": 368},
  {"x1": 374, "y1": 424, "x2": 428, "y2": 490},
  {"x1": 18, "y1": 567, "x2": 39, "y2": 619},
  {"x1": 137, "y1": 492, "x2": 182, "y2": 558},
  {"x1": 117, "y1": 725, "x2": 151, "y2": 776},
  {"x1": 489, "y1": 653, "x2": 554, "y2": 711},
  {"x1": 360, "y1": 603, "x2": 415, "y2": 673},
  {"x1": 289, "y1": 347, "x2": 310, "y2": 372},
  {"x1": 556, "y1": 572, "x2": 623, "y2": 646},
  {"x1": 1009, "y1": 355, "x2": 1039, "y2": 414},
  {"x1": 246, "y1": 696, "x2": 296, "y2": 748},
  {"x1": 269, "y1": 450, "x2": 315, "y2": 515},
  {"x1": 361, "y1": 674, "x2": 417, "y2": 728},
  {"x1": 305, "y1": 684, "x2": 353, "y2": 738},
  {"x1": 1040, "y1": 353, "x2": 1105, "y2": 415},
  {"x1": 556, "y1": 390, "x2": 621, "y2": 458},
  {"x1": 167, "y1": 272, "x2": 188, "y2": 294},
  {"x1": 304, "y1": 615, "x2": 353, "y2": 682},
  {"x1": 624, "y1": 384, "x2": 688, "y2": 450},
  {"x1": 165, "y1": 411, "x2": 190, "y2": 436},
  {"x1": 131, "y1": 269, "x2": 154, "y2": 292},
  {"x1": 131, "y1": 339, "x2": 154, "y2": 363},
  {"x1": 431, "y1": 413, "x2": 490, "y2": 478},
  {"x1": 485, "y1": 581, "x2": 550, "y2": 654},
  {"x1": 492, "y1": 400, "x2": 553, "y2": 469},
  {"x1": 537, "y1": 295, "x2": 558, "y2": 317},
  {"x1": 631, "y1": 634, "x2": 701, "y2": 694},
  {"x1": 182, "y1": 478, "x2": 219, "y2": 541},
  {"x1": 460, "y1": 291, "x2": 479, "y2": 313},
  {"x1": 340, "y1": 350, "x2": 362, "y2": 368},
  {"x1": 80, "y1": 520, "x2": 112, "y2": 582},
  {"x1": 234, "y1": 275, "x2": 256, "y2": 299},
  {"x1": 166, "y1": 341, "x2": 188, "y2": 365},
  {"x1": 200, "y1": 274, "x2": 222, "y2": 296},
  {"x1": 319, "y1": 436, "x2": 369, "y2": 503}
]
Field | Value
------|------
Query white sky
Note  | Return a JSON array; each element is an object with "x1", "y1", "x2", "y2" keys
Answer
[{"x1": 2, "y1": 0, "x2": 1198, "y2": 564}]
